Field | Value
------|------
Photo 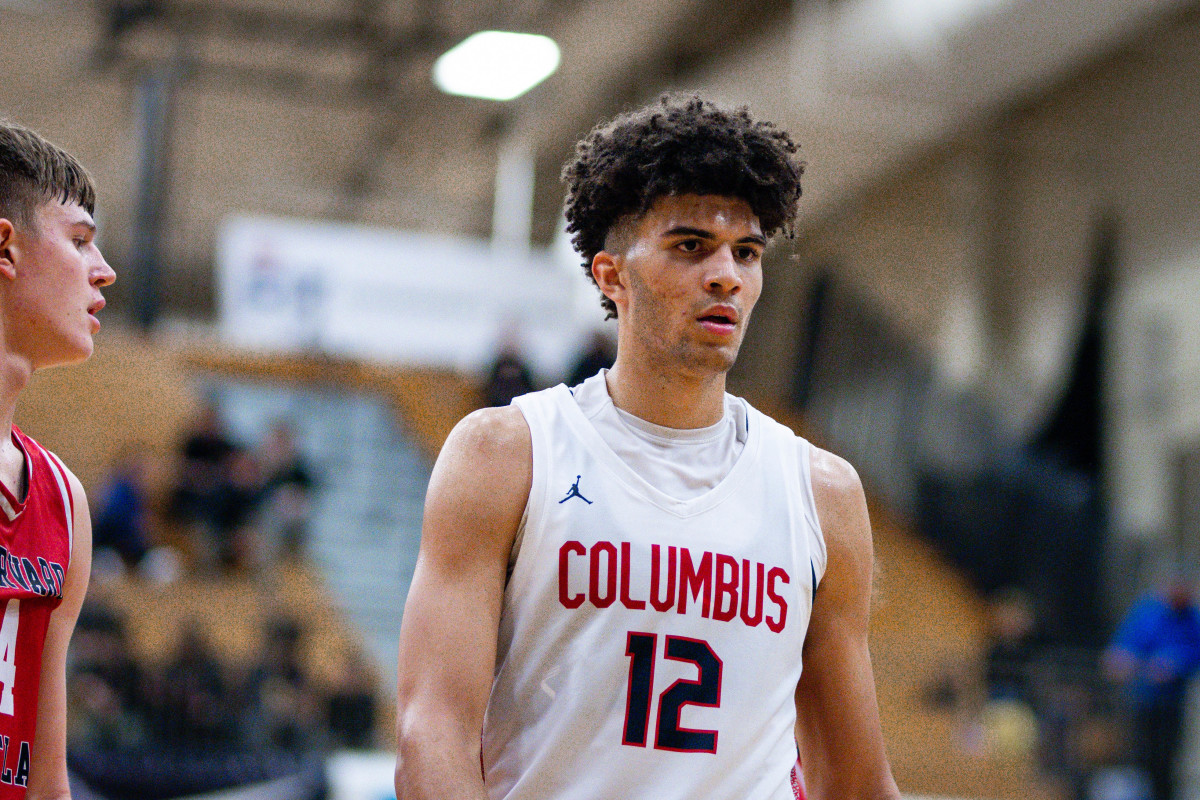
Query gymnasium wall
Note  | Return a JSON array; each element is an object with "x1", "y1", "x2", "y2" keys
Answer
[
  {"x1": 12, "y1": 328, "x2": 198, "y2": 494},
  {"x1": 735, "y1": 8, "x2": 1200, "y2": 559}
]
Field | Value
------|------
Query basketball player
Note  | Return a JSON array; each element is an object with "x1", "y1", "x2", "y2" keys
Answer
[
  {"x1": 0, "y1": 122, "x2": 113, "y2": 798},
  {"x1": 395, "y1": 96, "x2": 899, "y2": 799}
]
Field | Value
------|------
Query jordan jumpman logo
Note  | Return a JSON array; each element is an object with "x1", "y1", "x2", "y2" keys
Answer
[{"x1": 559, "y1": 475, "x2": 593, "y2": 504}]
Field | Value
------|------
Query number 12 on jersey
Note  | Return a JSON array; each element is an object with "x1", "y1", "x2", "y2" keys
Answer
[{"x1": 622, "y1": 631, "x2": 722, "y2": 753}]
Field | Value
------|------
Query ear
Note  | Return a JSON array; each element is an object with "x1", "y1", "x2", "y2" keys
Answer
[
  {"x1": 0, "y1": 219, "x2": 16, "y2": 281},
  {"x1": 591, "y1": 251, "x2": 627, "y2": 311}
]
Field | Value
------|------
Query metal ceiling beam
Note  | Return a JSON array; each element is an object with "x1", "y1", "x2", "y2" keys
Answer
[
  {"x1": 94, "y1": 1, "x2": 452, "y2": 107},
  {"x1": 95, "y1": 0, "x2": 452, "y2": 102},
  {"x1": 108, "y1": 55, "x2": 380, "y2": 105},
  {"x1": 327, "y1": 0, "x2": 447, "y2": 216},
  {"x1": 92, "y1": 0, "x2": 457, "y2": 223},
  {"x1": 101, "y1": 0, "x2": 444, "y2": 51}
]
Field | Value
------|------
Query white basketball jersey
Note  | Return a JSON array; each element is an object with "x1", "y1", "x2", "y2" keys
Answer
[{"x1": 483, "y1": 384, "x2": 827, "y2": 800}]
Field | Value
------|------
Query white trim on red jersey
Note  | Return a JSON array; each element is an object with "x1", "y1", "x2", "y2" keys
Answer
[{"x1": 40, "y1": 449, "x2": 74, "y2": 554}]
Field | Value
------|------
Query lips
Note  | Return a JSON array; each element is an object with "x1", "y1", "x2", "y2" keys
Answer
[
  {"x1": 697, "y1": 304, "x2": 739, "y2": 336},
  {"x1": 87, "y1": 297, "x2": 105, "y2": 331}
]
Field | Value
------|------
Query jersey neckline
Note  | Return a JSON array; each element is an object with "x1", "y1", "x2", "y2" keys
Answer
[
  {"x1": 0, "y1": 427, "x2": 33, "y2": 522},
  {"x1": 550, "y1": 383, "x2": 762, "y2": 518}
]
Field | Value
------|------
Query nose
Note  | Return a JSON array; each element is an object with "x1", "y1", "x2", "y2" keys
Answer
[
  {"x1": 704, "y1": 245, "x2": 741, "y2": 295},
  {"x1": 91, "y1": 249, "x2": 116, "y2": 287}
]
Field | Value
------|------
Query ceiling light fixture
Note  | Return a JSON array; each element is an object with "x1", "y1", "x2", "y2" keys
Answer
[{"x1": 433, "y1": 31, "x2": 561, "y2": 102}]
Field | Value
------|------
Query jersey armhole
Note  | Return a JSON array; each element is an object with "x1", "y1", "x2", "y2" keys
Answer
[
  {"x1": 42, "y1": 448, "x2": 76, "y2": 558},
  {"x1": 509, "y1": 394, "x2": 550, "y2": 574},
  {"x1": 796, "y1": 438, "x2": 827, "y2": 590}
]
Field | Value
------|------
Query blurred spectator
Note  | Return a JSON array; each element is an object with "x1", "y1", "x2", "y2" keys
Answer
[
  {"x1": 166, "y1": 399, "x2": 274, "y2": 574},
  {"x1": 483, "y1": 323, "x2": 536, "y2": 407},
  {"x1": 326, "y1": 649, "x2": 379, "y2": 750},
  {"x1": 241, "y1": 617, "x2": 323, "y2": 751},
  {"x1": 210, "y1": 447, "x2": 265, "y2": 572},
  {"x1": 155, "y1": 623, "x2": 236, "y2": 747},
  {"x1": 1103, "y1": 567, "x2": 1200, "y2": 800},
  {"x1": 566, "y1": 329, "x2": 615, "y2": 387},
  {"x1": 169, "y1": 400, "x2": 237, "y2": 528},
  {"x1": 483, "y1": 346, "x2": 535, "y2": 407},
  {"x1": 984, "y1": 586, "x2": 1048, "y2": 705},
  {"x1": 68, "y1": 604, "x2": 148, "y2": 749},
  {"x1": 258, "y1": 420, "x2": 316, "y2": 561},
  {"x1": 91, "y1": 448, "x2": 152, "y2": 570},
  {"x1": 1087, "y1": 766, "x2": 1152, "y2": 800}
]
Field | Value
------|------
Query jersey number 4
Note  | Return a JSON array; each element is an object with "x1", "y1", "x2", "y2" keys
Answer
[
  {"x1": 622, "y1": 631, "x2": 722, "y2": 753},
  {"x1": 0, "y1": 600, "x2": 18, "y2": 716}
]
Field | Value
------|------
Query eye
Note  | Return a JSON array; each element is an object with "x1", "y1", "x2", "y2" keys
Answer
[
  {"x1": 735, "y1": 246, "x2": 761, "y2": 262},
  {"x1": 676, "y1": 239, "x2": 703, "y2": 253}
]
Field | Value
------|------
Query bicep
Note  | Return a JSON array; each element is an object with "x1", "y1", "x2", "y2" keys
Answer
[
  {"x1": 794, "y1": 448, "x2": 897, "y2": 799},
  {"x1": 794, "y1": 585, "x2": 889, "y2": 795},
  {"x1": 396, "y1": 532, "x2": 509, "y2": 734},
  {"x1": 395, "y1": 408, "x2": 531, "y2": 762}
]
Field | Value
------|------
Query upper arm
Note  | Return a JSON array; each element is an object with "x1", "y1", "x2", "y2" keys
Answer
[
  {"x1": 28, "y1": 466, "x2": 91, "y2": 800},
  {"x1": 395, "y1": 407, "x2": 531, "y2": 787},
  {"x1": 794, "y1": 447, "x2": 898, "y2": 800}
]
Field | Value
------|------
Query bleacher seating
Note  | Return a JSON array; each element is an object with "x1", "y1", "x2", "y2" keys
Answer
[
  {"x1": 90, "y1": 562, "x2": 372, "y2": 690},
  {"x1": 181, "y1": 345, "x2": 479, "y2": 460},
  {"x1": 16, "y1": 328, "x2": 197, "y2": 492},
  {"x1": 766, "y1": 403, "x2": 1062, "y2": 799},
  {"x1": 22, "y1": 330, "x2": 1067, "y2": 798},
  {"x1": 869, "y1": 504, "x2": 1060, "y2": 799},
  {"x1": 20, "y1": 330, "x2": 399, "y2": 745}
]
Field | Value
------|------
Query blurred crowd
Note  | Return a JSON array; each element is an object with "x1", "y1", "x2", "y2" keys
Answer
[
  {"x1": 482, "y1": 328, "x2": 615, "y2": 408},
  {"x1": 91, "y1": 405, "x2": 315, "y2": 580},
  {"x1": 70, "y1": 394, "x2": 388, "y2": 796},
  {"x1": 67, "y1": 603, "x2": 379, "y2": 754},
  {"x1": 931, "y1": 572, "x2": 1200, "y2": 800},
  {"x1": 69, "y1": 328, "x2": 614, "y2": 779}
]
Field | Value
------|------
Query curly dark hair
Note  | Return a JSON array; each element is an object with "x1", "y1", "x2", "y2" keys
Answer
[{"x1": 562, "y1": 94, "x2": 804, "y2": 318}]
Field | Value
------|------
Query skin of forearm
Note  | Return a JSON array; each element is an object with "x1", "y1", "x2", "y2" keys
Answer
[{"x1": 395, "y1": 727, "x2": 489, "y2": 800}]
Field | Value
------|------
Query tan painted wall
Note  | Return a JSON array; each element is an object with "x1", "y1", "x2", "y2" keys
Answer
[
  {"x1": 12, "y1": 328, "x2": 198, "y2": 495},
  {"x1": 736, "y1": 10, "x2": 1200, "y2": 543}
]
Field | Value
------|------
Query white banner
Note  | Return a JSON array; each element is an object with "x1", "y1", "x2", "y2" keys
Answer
[{"x1": 217, "y1": 215, "x2": 604, "y2": 379}]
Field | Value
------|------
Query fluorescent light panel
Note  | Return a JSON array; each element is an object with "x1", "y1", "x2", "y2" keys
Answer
[{"x1": 433, "y1": 31, "x2": 561, "y2": 102}]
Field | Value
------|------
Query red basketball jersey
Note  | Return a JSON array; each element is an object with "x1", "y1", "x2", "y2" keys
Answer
[{"x1": 0, "y1": 426, "x2": 73, "y2": 797}]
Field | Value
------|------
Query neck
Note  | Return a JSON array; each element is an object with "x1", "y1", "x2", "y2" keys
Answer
[
  {"x1": 604, "y1": 357, "x2": 728, "y2": 429},
  {"x1": 0, "y1": 351, "x2": 30, "y2": 435},
  {"x1": 0, "y1": 353, "x2": 31, "y2": 494}
]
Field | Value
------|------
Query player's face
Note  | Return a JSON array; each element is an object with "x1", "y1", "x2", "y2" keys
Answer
[
  {"x1": 600, "y1": 194, "x2": 765, "y2": 377},
  {"x1": 1, "y1": 200, "x2": 116, "y2": 369}
]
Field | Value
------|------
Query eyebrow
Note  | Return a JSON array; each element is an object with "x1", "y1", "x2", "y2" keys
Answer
[
  {"x1": 662, "y1": 226, "x2": 767, "y2": 246},
  {"x1": 71, "y1": 219, "x2": 97, "y2": 233}
]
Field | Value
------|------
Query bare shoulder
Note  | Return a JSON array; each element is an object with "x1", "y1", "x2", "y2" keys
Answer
[
  {"x1": 44, "y1": 456, "x2": 91, "y2": 554},
  {"x1": 808, "y1": 445, "x2": 870, "y2": 550},
  {"x1": 438, "y1": 405, "x2": 531, "y2": 469},
  {"x1": 808, "y1": 445, "x2": 863, "y2": 499},
  {"x1": 806, "y1": 445, "x2": 874, "y2": 605},
  {"x1": 43, "y1": 455, "x2": 90, "y2": 628},
  {"x1": 60, "y1": 460, "x2": 91, "y2": 552},
  {"x1": 423, "y1": 405, "x2": 532, "y2": 563}
]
